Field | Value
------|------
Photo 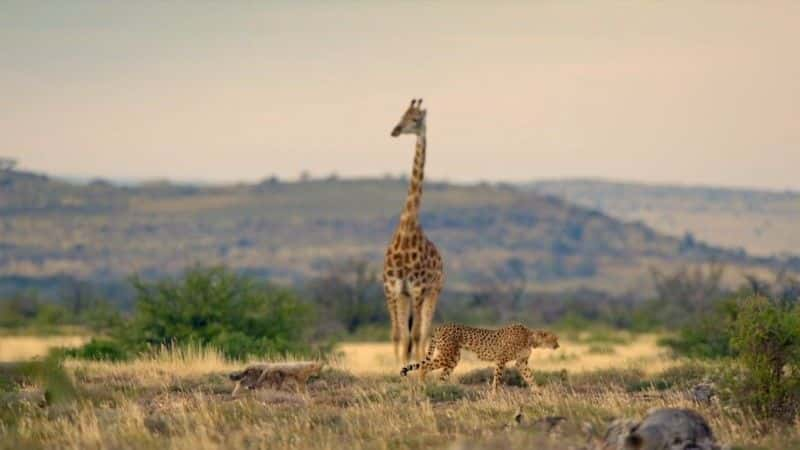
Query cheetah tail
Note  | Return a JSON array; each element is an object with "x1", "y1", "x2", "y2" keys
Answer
[
  {"x1": 400, "y1": 336, "x2": 438, "y2": 377},
  {"x1": 400, "y1": 362, "x2": 421, "y2": 377}
]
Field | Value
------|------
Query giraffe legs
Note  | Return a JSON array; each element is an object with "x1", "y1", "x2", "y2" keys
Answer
[
  {"x1": 417, "y1": 287, "x2": 441, "y2": 363},
  {"x1": 411, "y1": 300, "x2": 423, "y2": 362},
  {"x1": 395, "y1": 293, "x2": 413, "y2": 365},
  {"x1": 385, "y1": 290, "x2": 401, "y2": 362}
]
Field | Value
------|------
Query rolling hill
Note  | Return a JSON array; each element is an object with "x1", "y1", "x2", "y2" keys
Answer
[
  {"x1": 530, "y1": 179, "x2": 800, "y2": 258},
  {"x1": 1, "y1": 170, "x2": 796, "y2": 298}
]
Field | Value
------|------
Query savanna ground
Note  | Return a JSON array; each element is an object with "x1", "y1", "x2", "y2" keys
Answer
[{"x1": 1, "y1": 333, "x2": 798, "y2": 450}]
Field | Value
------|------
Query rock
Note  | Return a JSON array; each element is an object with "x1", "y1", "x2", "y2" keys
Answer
[
  {"x1": 601, "y1": 418, "x2": 640, "y2": 449},
  {"x1": 690, "y1": 383, "x2": 716, "y2": 403},
  {"x1": 620, "y1": 408, "x2": 719, "y2": 450}
]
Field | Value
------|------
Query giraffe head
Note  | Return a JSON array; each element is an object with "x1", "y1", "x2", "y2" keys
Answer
[{"x1": 391, "y1": 98, "x2": 427, "y2": 137}]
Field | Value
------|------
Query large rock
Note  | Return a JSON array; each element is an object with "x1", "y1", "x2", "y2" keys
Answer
[{"x1": 617, "y1": 408, "x2": 720, "y2": 450}]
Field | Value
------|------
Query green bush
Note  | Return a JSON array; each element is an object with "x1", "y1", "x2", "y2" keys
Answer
[
  {"x1": 119, "y1": 266, "x2": 314, "y2": 360},
  {"x1": 728, "y1": 296, "x2": 800, "y2": 420},
  {"x1": 64, "y1": 338, "x2": 128, "y2": 362},
  {"x1": 659, "y1": 298, "x2": 738, "y2": 359}
]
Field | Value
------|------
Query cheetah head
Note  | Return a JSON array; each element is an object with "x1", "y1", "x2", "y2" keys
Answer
[{"x1": 530, "y1": 330, "x2": 560, "y2": 350}]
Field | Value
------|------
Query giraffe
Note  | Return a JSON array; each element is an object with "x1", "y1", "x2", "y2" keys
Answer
[{"x1": 383, "y1": 98, "x2": 445, "y2": 365}]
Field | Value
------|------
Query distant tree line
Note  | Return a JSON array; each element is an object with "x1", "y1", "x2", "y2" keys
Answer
[
  {"x1": 0, "y1": 157, "x2": 17, "y2": 171},
  {"x1": 2, "y1": 258, "x2": 799, "y2": 361}
]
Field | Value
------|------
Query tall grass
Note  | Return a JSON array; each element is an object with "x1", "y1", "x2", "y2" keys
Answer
[{"x1": 3, "y1": 334, "x2": 800, "y2": 449}]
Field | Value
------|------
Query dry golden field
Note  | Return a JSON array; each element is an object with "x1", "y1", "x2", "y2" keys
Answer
[
  {"x1": 337, "y1": 334, "x2": 673, "y2": 376},
  {"x1": 1, "y1": 334, "x2": 799, "y2": 449},
  {"x1": 0, "y1": 336, "x2": 88, "y2": 363}
]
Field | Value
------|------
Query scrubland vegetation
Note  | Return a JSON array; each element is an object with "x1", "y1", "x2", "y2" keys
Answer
[
  {"x1": 2, "y1": 333, "x2": 800, "y2": 449},
  {"x1": 2, "y1": 264, "x2": 800, "y2": 449}
]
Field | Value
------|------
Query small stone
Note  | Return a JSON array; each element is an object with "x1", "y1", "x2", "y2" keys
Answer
[{"x1": 690, "y1": 383, "x2": 716, "y2": 403}]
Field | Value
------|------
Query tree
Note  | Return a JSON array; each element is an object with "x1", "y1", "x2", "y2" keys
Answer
[
  {"x1": 650, "y1": 262, "x2": 725, "y2": 316},
  {"x1": 306, "y1": 259, "x2": 387, "y2": 334},
  {"x1": 471, "y1": 257, "x2": 528, "y2": 321},
  {"x1": 0, "y1": 157, "x2": 17, "y2": 171},
  {"x1": 742, "y1": 268, "x2": 800, "y2": 305}
]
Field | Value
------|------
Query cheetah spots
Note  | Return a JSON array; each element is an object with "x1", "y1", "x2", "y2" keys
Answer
[{"x1": 411, "y1": 324, "x2": 559, "y2": 391}]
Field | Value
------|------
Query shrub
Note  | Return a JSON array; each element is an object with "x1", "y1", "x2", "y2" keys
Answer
[
  {"x1": 652, "y1": 361, "x2": 713, "y2": 388},
  {"x1": 64, "y1": 338, "x2": 128, "y2": 362},
  {"x1": 728, "y1": 296, "x2": 800, "y2": 419},
  {"x1": 123, "y1": 266, "x2": 314, "y2": 360},
  {"x1": 659, "y1": 297, "x2": 738, "y2": 359}
]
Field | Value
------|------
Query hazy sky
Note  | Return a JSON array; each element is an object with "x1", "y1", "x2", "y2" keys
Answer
[{"x1": 2, "y1": 1, "x2": 799, "y2": 189}]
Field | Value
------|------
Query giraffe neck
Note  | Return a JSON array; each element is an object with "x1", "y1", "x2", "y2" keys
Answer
[{"x1": 398, "y1": 134, "x2": 426, "y2": 231}]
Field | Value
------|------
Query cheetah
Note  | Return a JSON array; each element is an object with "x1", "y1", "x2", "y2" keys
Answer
[{"x1": 400, "y1": 323, "x2": 559, "y2": 393}]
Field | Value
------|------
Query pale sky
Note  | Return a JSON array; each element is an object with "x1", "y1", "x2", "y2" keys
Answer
[{"x1": 2, "y1": 1, "x2": 799, "y2": 189}]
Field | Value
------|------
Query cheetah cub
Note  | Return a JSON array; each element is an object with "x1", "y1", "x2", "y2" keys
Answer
[{"x1": 400, "y1": 323, "x2": 559, "y2": 393}]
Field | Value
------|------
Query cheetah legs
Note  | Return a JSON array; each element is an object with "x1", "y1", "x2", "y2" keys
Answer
[
  {"x1": 432, "y1": 343, "x2": 459, "y2": 382},
  {"x1": 400, "y1": 342, "x2": 458, "y2": 383},
  {"x1": 492, "y1": 361, "x2": 507, "y2": 394},
  {"x1": 438, "y1": 355, "x2": 458, "y2": 382},
  {"x1": 515, "y1": 357, "x2": 536, "y2": 390}
]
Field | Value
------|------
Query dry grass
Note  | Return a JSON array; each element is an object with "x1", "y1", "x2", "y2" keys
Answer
[
  {"x1": 0, "y1": 335, "x2": 88, "y2": 362},
  {"x1": 338, "y1": 334, "x2": 674, "y2": 376},
  {"x1": 1, "y1": 335, "x2": 798, "y2": 449}
]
